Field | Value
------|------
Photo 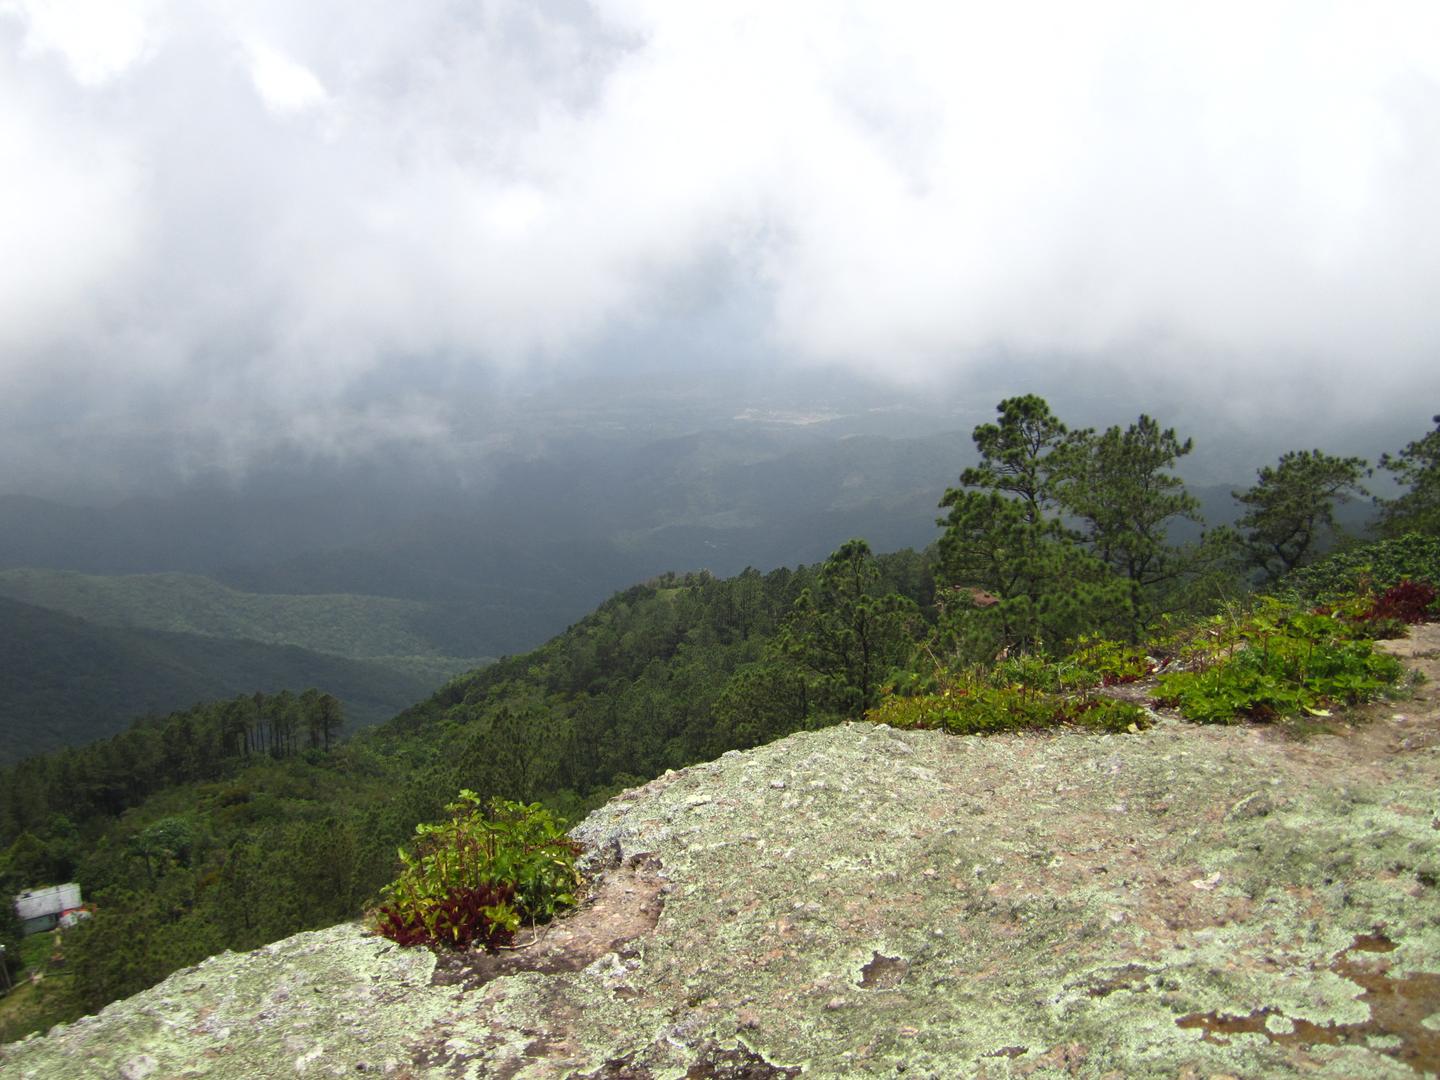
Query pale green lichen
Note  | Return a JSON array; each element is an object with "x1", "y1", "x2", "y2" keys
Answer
[
  {"x1": 0, "y1": 924, "x2": 459, "y2": 1079},
  {"x1": 4, "y1": 705, "x2": 1438, "y2": 1078}
]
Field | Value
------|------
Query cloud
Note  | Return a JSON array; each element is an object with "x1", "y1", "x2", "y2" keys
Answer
[
  {"x1": 1, "y1": 0, "x2": 162, "y2": 85},
  {"x1": 244, "y1": 40, "x2": 327, "y2": 115},
  {"x1": 1, "y1": 0, "x2": 1438, "y2": 483}
]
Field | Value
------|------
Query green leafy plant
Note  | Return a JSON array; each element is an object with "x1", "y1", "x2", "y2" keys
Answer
[
  {"x1": 1070, "y1": 635, "x2": 1156, "y2": 687},
  {"x1": 1064, "y1": 696, "x2": 1152, "y2": 733},
  {"x1": 1154, "y1": 608, "x2": 1403, "y2": 724},
  {"x1": 1158, "y1": 596, "x2": 1362, "y2": 669},
  {"x1": 374, "y1": 792, "x2": 582, "y2": 950},
  {"x1": 991, "y1": 650, "x2": 1070, "y2": 692}
]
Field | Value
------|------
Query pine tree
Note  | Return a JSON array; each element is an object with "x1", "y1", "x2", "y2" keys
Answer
[
  {"x1": 937, "y1": 396, "x2": 1123, "y2": 658},
  {"x1": 782, "y1": 539, "x2": 916, "y2": 716},
  {"x1": 1056, "y1": 415, "x2": 1203, "y2": 637},
  {"x1": 1377, "y1": 416, "x2": 1440, "y2": 537},
  {"x1": 1235, "y1": 449, "x2": 1368, "y2": 581}
]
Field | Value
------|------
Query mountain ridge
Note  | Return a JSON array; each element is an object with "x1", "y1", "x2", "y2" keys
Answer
[{"x1": 0, "y1": 568, "x2": 474, "y2": 658}]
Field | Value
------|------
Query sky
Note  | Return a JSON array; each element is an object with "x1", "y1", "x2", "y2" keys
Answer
[{"x1": 2, "y1": 0, "x2": 1438, "y2": 492}]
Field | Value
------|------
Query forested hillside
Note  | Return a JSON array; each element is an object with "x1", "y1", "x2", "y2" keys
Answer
[
  {"x1": 0, "y1": 597, "x2": 461, "y2": 763},
  {"x1": 1, "y1": 555, "x2": 924, "y2": 1038},
  {"x1": 2, "y1": 400, "x2": 1436, "y2": 1043},
  {"x1": 0, "y1": 425, "x2": 971, "y2": 763}
]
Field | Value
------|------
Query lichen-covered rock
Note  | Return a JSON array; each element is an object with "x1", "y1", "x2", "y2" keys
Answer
[{"x1": 6, "y1": 630, "x2": 1440, "y2": 1078}]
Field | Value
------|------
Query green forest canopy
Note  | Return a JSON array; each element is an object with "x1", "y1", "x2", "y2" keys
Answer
[{"x1": 2, "y1": 398, "x2": 1436, "y2": 1041}]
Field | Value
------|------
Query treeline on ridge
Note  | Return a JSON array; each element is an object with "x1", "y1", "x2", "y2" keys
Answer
[{"x1": 1, "y1": 689, "x2": 344, "y2": 841}]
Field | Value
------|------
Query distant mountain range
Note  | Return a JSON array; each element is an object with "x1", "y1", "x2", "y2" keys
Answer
[
  {"x1": 0, "y1": 568, "x2": 468, "y2": 659},
  {"x1": 0, "y1": 420, "x2": 980, "y2": 761},
  {"x1": 0, "y1": 423, "x2": 974, "y2": 642}
]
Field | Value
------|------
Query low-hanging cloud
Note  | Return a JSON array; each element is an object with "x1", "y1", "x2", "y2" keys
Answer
[{"x1": 2, "y1": 0, "x2": 1438, "y2": 483}]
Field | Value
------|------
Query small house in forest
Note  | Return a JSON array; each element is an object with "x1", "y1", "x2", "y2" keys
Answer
[{"x1": 13, "y1": 883, "x2": 84, "y2": 936}]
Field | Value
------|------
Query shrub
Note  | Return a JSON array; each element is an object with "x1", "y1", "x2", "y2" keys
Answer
[
  {"x1": 1154, "y1": 617, "x2": 1403, "y2": 724},
  {"x1": 1070, "y1": 635, "x2": 1156, "y2": 686},
  {"x1": 868, "y1": 682, "x2": 1053, "y2": 735},
  {"x1": 990, "y1": 651, "x2": 1070, "y2": 692},
  {"x1": 867, "y1": 676, "x2": 1149, "y2": 737},
  {"x1": 1064, "y1": 696, "x2": 1151, "y2": 733},
  {"x1": 374, "y1": 792, "x2": 581, "y2": 951},
  {"x1": 1282, "y1": 534, "x2": 1440, "y2": 603},
  {"x1": 1161, "y1": 598, "x2": 1368, "y2": 670},
  {"x1": 1364, "y1": 579, "x2": 1438, "y2": 625}
]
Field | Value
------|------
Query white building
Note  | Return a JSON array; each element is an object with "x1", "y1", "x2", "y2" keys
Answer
[{"x1": 14, "y1": 883, "x2": 83, "y2": 935}]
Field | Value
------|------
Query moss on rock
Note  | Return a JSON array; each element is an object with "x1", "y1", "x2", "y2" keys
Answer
[{"x1": 5, "y1": 629, "x2": 1440, "y2": 1077}]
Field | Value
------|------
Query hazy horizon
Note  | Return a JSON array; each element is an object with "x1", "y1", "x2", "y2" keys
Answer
[{"x1": 3, "y1": 2, "x2": 1437, "y2": 497}]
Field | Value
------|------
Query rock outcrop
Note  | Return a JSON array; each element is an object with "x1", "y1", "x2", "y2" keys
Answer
[{"x1": 5, "y1": 629, "x2": 1440, "y2": 1078}]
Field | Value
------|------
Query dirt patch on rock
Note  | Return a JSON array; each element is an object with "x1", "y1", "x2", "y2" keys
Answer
[
  {"x1": 580, "y1": 1043, "x2": 801, "y2": 1079},
  {"x1": 1178, "y1": 932, "x2": 1440, "y2": 1073},
  {"x1": 429, "y1": 854, "x2": 666, "y2": 992},
  {"x1": 857, "y1": 952, "x2": 909, "y2": 990}
]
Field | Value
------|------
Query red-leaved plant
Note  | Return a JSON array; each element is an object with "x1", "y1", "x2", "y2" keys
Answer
[
  {"x1": 1364, "y1": 579, "x2": 1438, "y2": 625},
  {"x1": 376, "y1": 882, "x2": 519, "y2": 949}
]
